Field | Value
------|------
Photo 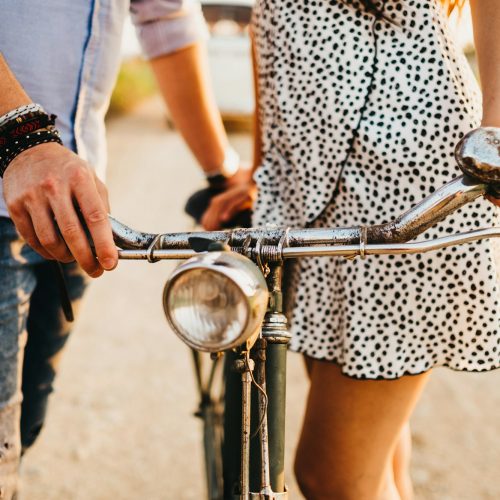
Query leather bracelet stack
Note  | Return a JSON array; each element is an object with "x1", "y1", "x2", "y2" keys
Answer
[{"x1": 0, "y1": 103, "x2": 62, "y2": 177}]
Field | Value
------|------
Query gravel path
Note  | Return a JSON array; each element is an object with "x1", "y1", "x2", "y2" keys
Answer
[{"x1": 20, "y1": 99, "x2": 500, "y2": 499}]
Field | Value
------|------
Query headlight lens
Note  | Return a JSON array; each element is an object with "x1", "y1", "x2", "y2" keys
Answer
[{"x1": 163, "y1": 251, "x2": 268, "y2": 352}]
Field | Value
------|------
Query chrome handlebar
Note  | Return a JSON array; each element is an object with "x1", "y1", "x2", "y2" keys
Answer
[
  {"x1": 113, "y1": 128, "x2": 500, "y2": 262},
  {"x1": 455, "y1": 127, "x2": 500, "y2": 196}
]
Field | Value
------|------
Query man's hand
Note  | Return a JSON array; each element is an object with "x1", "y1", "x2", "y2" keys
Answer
[{"x1": 3, "y1": 142, "x2": 118, "y2": 277}]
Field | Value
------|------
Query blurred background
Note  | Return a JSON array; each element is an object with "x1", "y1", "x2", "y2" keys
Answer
[{"x1": 20, "y1": 3, "x2": 499, "y2": 499}]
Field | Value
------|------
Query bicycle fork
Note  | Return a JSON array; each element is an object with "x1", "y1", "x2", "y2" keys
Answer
[{"x1": 228, "y1": 264, "x2": 290, "y2": 500}]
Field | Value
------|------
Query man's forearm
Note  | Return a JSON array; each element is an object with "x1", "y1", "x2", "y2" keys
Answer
[
  {"x1": 0, "y1": 53, "x2": 31, "y2": 114},
  {"x1": 149, "y1": 42, "x2": 228, "y2": 174},
  {"x1": 470, "y1": 0, "x2": 500, "y2": 126},
  {"x1": 0, "y1": 52, "x2": 117, "y2": 275}
]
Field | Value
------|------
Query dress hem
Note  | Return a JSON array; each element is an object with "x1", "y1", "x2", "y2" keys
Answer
[{"x1": 296, "y1": 349, "x2": 500, "y2": 381}]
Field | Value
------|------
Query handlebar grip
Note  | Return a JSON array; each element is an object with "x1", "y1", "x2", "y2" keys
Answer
[{"x1": 455, "y1": 127, "x2": 500, "y2": 197}]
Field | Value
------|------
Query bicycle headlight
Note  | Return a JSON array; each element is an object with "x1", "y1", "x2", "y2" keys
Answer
[{"x1": 163, "y1": 251, "x2": 268, "y2": 352}]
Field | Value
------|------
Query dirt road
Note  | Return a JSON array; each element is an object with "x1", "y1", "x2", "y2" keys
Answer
[{"x1": 20, "y1": 99, "x2": 500, "y2": 499}]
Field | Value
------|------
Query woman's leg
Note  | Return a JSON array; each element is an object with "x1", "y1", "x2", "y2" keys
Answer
[
  {"x1": 294, "y1": 360, "x2": 429, "y2": 500},
  {"x1": 392, "y1": 424, "x2": 413, "y2": 500},
  {"x1": 303, "y1": 356, "x2": 415, "y2": 499}
]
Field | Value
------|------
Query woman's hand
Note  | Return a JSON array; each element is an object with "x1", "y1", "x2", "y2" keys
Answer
[
  {"x1": 201, "y1": 168, "x2": 257, "y2": 230},
  {"x1": 486, "y1": 194, "x2": 500, "y2": 207}
]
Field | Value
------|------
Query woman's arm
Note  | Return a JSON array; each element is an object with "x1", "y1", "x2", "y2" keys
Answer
[
  {"x1": 200, "y1": 30, "x2": 260, "y2": 230},
  {"x1": 470, "y1": 0, "x2": 500, "y2": 127},
  {"x1": 469, "y1": 1, "x2": 500, "y2": 206},
  {"x1": 251, "y1": 30, "x2": 263, "y2": 172}
]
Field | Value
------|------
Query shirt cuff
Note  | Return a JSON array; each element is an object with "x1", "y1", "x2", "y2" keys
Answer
[{"x1": 134, "y1": 6, "x2": 209, "y2": 60}]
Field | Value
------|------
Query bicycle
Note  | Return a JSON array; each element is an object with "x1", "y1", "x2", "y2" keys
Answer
[{"x1": 109, "y1": 127, "x2": 499, "y2": 499}]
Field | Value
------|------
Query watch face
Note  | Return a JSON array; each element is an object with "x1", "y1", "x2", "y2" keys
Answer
[{"x1": 222, "y1": 146, "x2": 240, "y2": 177}]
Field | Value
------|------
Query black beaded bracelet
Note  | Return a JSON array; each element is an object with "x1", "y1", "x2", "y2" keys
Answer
[
  {"x1": 0, "y1": 104, "x2": 62, "y2": 177},
  {"x1": 0, "y1": 127, "x2": 62, "y2": 177}
]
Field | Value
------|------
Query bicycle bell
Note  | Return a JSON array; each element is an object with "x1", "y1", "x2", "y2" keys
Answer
[{"x1": 163, "y1": 250, "x2": 269, "y2": 352}]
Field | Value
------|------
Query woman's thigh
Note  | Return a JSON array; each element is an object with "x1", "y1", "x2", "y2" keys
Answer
[{"x1": 295, "y1": 359, "x2": 430, "y2": 500}]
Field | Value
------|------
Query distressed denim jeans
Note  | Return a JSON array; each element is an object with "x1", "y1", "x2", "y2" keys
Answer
[{"x1": 0, "y1": 218, "x2": 88, "y2": 499}]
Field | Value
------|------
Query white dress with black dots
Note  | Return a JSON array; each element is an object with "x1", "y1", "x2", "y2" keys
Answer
[{"x1": 252, "y1": 0, "x2": 499, "y2": 379}]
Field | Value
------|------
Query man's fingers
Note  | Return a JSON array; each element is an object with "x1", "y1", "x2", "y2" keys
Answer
[
  {"x1": 3, "y1": 144, "x2": 117, "y2": 275},
  {"x1": 29, "y1": 206, "x2": 74, "y2": 263},
  {"x1": 73, "y1": 172, "x2": 117, "y2": 271},
  {"x1": 10, "y1": 210, "x2": 54, "y2": 260},
  {"x1": 49, "y1": 193, "x2": 103, "y2": 277},
  {"x1": 94, "y1": 173, "x2": 111, "y2": 212}
]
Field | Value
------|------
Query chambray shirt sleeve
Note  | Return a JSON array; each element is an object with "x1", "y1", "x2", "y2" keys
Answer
[{"x1": 130, "y1": 0, "x2": 208, "y2": 59}]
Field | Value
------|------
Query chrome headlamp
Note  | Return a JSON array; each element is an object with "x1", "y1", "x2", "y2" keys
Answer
[{"x1": 163, "y1": 251, "x2": 268, "y2": 352}]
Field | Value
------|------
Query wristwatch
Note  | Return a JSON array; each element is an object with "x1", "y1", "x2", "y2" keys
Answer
[{"x1": 206, "y1": 145, "x2": 240, "y2": 187}]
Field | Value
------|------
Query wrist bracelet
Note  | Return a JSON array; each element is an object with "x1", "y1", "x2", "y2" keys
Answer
[
  {"x1": 0, "y1": 103, "x2": 45, "y2": 128},
  {"x1": 0, "y1": 104, "x2": 62, "y2": 177},
  {"x1": 0, "y1": 113, "x2": 56, "y2": 144},
  {"x1": 0, "y1": 129, "x2": 62, "y2": 176}
]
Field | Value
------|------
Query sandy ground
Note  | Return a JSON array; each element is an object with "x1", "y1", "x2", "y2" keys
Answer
[{"x1": 19, "y1": 98, "x2": 500, "y2": 499}]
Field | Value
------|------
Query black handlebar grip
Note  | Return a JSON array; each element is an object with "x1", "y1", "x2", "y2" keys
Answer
[{"x1": 455, "y1": 127, "x2": 500, "y2": 198}]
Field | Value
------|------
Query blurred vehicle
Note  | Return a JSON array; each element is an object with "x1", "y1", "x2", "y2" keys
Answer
[{"x1": 202, "y1": 0, "x2": 254, "y2": 127}]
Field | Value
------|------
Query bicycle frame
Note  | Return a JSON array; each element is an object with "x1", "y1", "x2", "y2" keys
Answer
[{"x1": 110, "y1": 128, "x2": 500, "y2": 499}]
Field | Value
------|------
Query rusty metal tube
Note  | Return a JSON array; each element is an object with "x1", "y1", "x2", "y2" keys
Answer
[{"x1": 111, "y1": 175, "x2": 489, "y2": 253}]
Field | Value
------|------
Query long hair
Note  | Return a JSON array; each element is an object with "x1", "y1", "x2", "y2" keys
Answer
[{"x1": 359, "y1": 0, "x2": 465, "y2": 17}]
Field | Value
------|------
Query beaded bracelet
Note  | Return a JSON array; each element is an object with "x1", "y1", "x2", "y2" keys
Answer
[
  {"x1": 0, "y1": 105, "x2": 62, "y2": 177},
  {"x1": 0, "y1": 113, "x2": 56, "y2": 143},
  {"x1": 0, "y1": 103, "x2": 45, "y2": 128},
  {"x1": 0, "y1": 128, "x2": 62, "y2": 176}
]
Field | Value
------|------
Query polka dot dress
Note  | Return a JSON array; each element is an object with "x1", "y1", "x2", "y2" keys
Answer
[{"x1": 251, "y1": 0, "x2": 500, "y2": 378}]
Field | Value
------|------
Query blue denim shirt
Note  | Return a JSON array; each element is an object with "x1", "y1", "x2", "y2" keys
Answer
[{"x1": 0, "y1": 0, "x2": 207, "y2": 217}]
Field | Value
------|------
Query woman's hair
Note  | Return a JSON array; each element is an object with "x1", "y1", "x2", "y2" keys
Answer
[{"x1": 359, "y1": 0, "x2": 464, "y2": 16}]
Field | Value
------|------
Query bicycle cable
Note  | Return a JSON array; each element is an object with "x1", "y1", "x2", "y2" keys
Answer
[{"x1": 244, "y1": 350, "x2": 269, "y2": 439}]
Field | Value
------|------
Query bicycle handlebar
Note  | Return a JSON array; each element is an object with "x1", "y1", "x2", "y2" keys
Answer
[{"x1": 112, "y1": 128, "x2": 500, "y2": 262}]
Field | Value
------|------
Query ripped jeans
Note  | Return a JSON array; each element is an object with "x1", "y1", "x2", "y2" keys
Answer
[{"x1": 0, "y1": 217, "x2": 88, "y2": 499}]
